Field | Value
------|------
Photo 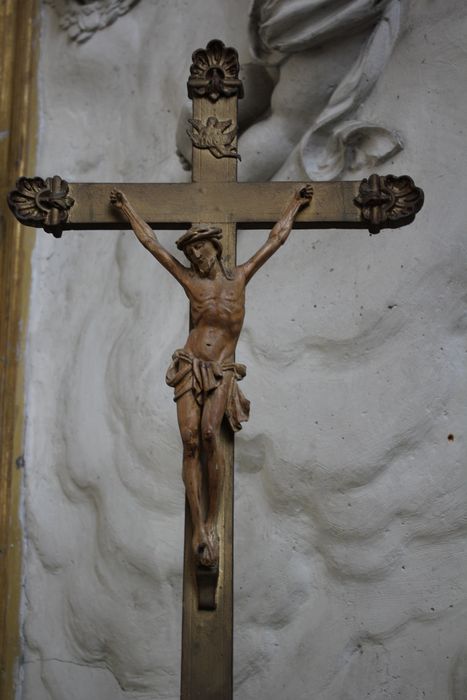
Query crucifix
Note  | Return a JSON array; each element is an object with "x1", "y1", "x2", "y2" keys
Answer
[{"x1": 8, "y1": 39, "x2": 423, "y2": 700}]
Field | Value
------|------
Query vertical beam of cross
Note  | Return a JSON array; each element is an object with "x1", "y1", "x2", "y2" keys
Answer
[{"x1": 180, "y1": 40, "x2": 242, "y2": 700}]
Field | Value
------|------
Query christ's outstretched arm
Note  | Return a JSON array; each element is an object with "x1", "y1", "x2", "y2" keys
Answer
[
  {"x1": 110, "y1": 189, "x2": 189, "y2": 285},
  {"x1": 240, "y1": 185, "x2": 313, "y2": 283}
]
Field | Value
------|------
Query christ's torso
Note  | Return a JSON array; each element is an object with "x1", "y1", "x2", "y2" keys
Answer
[{"x1": 183, "y1": 267, "x2": 245, "y2": 362}]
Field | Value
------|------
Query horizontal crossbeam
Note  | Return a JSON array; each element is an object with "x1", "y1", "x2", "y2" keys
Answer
[
  {"x1": 67, "y1": 181, "x2": 364, "y2": 230},
  {"x1": 8, "y1": 175, "x2": 425, "y2": 235}
]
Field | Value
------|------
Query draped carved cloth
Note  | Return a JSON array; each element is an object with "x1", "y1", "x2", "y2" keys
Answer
[{"x1": 166, "y1": 349, "x2": 250, "y2": 432}]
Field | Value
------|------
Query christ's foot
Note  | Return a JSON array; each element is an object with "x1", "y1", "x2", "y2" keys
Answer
[
  {"x1": 205, "y1": 523, "x2": 219, "y2": 567},
  {"x1": 196, "y1": 543, "x2": 216, "y2": 568},
  {"x1": 193, "y1": 527, "x2": 211, "y2": 568},
  {"x1": 193, "y1": 525, "x2": 219, "y2": 568}
]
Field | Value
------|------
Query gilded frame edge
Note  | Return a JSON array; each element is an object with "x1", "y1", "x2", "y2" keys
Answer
[{"x1": 0, "y1": 1, "x2": 39, "y2": 697}]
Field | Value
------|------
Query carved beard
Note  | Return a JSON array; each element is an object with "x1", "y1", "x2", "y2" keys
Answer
[{"x1": 193, "y1": 255, "x2": 216, "y2": 277}]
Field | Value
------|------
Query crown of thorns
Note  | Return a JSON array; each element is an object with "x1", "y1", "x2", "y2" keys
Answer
[{"x1": 175, "y1": 226, "x2": 222, "y2": 251}]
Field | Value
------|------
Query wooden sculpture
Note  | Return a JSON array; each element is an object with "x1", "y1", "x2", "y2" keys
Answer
[{"x1": 110, "y1": 184, "x2": 313, "y2": 568}]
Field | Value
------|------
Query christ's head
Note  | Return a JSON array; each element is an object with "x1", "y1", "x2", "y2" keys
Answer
[
  {"x1": 185, "y1": 238, "x2": 218, "y2": 276},
  {"x1": 176, "y1": 226, "x2": 231, "y2": 278}
]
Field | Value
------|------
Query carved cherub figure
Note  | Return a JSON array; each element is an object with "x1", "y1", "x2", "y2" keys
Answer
[
  {"x1": 187, "y1": 116, "x2": 241, "y2": 160},
  {"x1": 110, "y1": 184, "x2": 313, "y2": 568}
]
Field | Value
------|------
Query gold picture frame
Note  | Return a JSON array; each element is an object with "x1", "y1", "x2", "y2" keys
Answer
[{"x1": 0, "y1": 2, "x2": 38, "y2": 697}]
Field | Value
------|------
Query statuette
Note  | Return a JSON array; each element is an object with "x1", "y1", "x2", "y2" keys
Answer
[{"x1": 187, "y1": 117, "x2": 241, "y2": 160}]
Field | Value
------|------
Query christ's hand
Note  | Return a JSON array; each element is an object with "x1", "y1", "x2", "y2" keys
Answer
[
  {"x1": 110, "y1": 188, "x2": 128, "y2": 209},
  {"x1": 295, "y1": 184, "x2": 314, "y2": 207}
]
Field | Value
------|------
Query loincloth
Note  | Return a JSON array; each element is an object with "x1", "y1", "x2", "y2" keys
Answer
[{"x1": 165, "y1": 349, "x2": 250, "y2": 432}]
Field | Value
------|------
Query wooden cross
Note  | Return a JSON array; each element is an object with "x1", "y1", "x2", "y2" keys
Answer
[{"x1": 8, "y1": 39, "x2": 423, "y2": 700}]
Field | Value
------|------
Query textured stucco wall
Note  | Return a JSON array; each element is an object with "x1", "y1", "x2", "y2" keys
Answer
[{"x1": 21, "y1": 1, "x2": 467, "y2": 699}]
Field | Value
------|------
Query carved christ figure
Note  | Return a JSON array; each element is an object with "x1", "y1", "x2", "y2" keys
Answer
[{"x1": 110, "y1": 185, "x2": 313, "y2": 567}]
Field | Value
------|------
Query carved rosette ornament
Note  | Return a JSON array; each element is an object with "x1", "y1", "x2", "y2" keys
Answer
[
  {"x1": 8, "y1": 175, "x2": 74, "y2": 234},
  {"x1": 187, "y1": 39, "x2": 244, "y2": 102},
  {"x1": 354, "y1": 174, "x2": 424, "y2": 233}
]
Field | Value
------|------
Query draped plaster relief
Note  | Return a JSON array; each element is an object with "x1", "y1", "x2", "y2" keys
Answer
[
  {"x1": 21, "y1": 1, "x2": 467, "y2": 699},
  {"x1": 46, "y1": 0, "x2": 141, "y2": 42},
  {"x1": 246, "y1": 0, "x2": 406, "y2": 180}
]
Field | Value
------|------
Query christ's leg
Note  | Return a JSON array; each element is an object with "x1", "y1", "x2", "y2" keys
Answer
[
  {"x1": 176, "y1": 391, "x2": 207, "y2": 564},
  {"x1": 200, "y1": 373, "x2": 231, "y2": 568}
]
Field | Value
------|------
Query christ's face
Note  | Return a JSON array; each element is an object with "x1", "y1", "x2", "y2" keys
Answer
[{"x1": 185, "y1": 240, "x2": 217, "y2": 276}]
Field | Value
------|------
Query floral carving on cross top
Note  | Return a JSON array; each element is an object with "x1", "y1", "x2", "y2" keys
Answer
[{"x1": 187, "y1": 40, "x2": 244, "y2": 103}]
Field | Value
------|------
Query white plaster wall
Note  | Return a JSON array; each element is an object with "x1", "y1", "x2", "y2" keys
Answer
[{"x1": 21, "y1": 1, "x2": 467, "y2": 699}]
